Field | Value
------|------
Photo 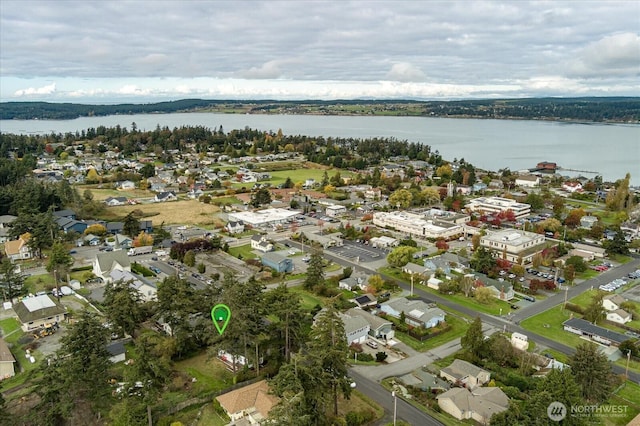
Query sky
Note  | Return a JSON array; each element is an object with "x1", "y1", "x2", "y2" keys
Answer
[{"x1": 1, "y1": 0, "x2": 639, "y2": 103}]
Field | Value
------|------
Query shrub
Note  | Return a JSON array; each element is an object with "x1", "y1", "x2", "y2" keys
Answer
[
  {"x1": 197, "y1": 262, "x2": 206, "y2": 273},
  {"x1": 356, "y1": 352, "x2": 374, "y2": 362},
  {"x1": 375, "y1": 351, "x2": 388, "y2": 362}
]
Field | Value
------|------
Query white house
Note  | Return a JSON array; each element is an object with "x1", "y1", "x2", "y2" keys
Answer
[
  {"x1": 339, "y1": 275, "x2": 368, "y2": 291},
  {"x1": 510, "y1": 332, "x2": 529, "y2": 351},
  {"x1": 607, "y1": 309, "x2": 632, "y2": 325},
  {"x1": 104, "y1": 196, "x2": 128, "y2": 206},
  {"x1": 251, "y1": 234, "x2": 273, "y2": 252},
  {"x1": 118, "y1": 180, "x2": 135, "y2": 190},
  {"x1": 93, "y1": 250, "x2": 131, "y2": 283},
  {"x1": 440, "y1": 359, "x2": 491, "y2": 390},
  {"x1": 562, "y1": 182, "x2": 583, "y2": 193},
  {"x1": 4, "y1": 235, "x2": 33, "y2": 261},
  {"x1": 225, "y1": 220, "x2": 245, "y2": 234},
  {"x1": 339, "y1": 312, "x2": 370, "y2": 345},
  {"x1": 110, "y1": 269, "x2": 157, "y2": 302},
  {"x1": 155, "y1": 191, "x2": 177, "y2": 202},
  {"x1": 515, "y1": 175, "x2": 541, "y2": 188},
  {"x1": 602, "y1": 294, "x2": 626, "y2": 311},
  {"x1": 325, "y1": 204, "x2": 347, "y2": 217}
]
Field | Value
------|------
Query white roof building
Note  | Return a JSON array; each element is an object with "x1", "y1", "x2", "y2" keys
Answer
[
  {"x1": 465, "y1": 196, "x2": 531, "y2": 220},
  {"x1": 373, "y1": 211, "x2": 463, "y2": 240},
  {"x1": 480, "y1": 229, "x2": 546, "y2": 264},
  {"x1": 228, "y1": 208, "x2": 300, "y2": 227}
]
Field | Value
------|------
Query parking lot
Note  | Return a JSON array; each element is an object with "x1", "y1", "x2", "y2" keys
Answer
[{"x1": 328, "y1": 240, "x2": 388, "y2": 263}]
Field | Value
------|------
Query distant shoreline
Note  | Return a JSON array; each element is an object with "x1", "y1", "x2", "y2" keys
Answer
[{"x1": 1, "y1": 97, "x2": 639, "y2": 123}]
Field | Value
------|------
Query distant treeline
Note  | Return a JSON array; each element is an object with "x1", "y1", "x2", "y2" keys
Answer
[{"x1": 1, "y1": 97, "x2": 639, "y2": 122}]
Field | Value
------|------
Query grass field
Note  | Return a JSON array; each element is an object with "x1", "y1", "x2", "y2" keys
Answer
[
  {"x1": 104, "y1": 200, "x2": 222, "y2": 226},
  {"x1": 394, "y1": 313, "x2": 470, "y2": 352},
  {"x1": 227, "y1": 244, "x2": 258, "y2": 260},
  {"x1": 289, "y1": 287, "x2": 324, "y2": 311},
  {"x1": 520, "y1": 306, "x2": 586, "y2": 347},
  {"x1": 606, "y1": 381, "x2": 640, "y2": 425},
  {"x1": 174, "y1": 352, "x2": 235, "y2": 395},
  {"x1": 86, "y1": 187, "x2": 152, "y2": 201}
]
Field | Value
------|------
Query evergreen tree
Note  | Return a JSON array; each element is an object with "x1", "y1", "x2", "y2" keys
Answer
[
  {"x1": 0, "y1": 257, "x2": 26, "y2": 300},
  {"x1": 123, "y1": 212, "x2": 140, "y2": 238},
  {"x1": 570, "y1": 342, "x2": 613, "y2": 402},
  {"x1": 250, "y1": 187, "x2": 272, "y2": 207},
  {"x1": 265, "y1": 283, "x2": 306, "y2": 362},
  {"x1": 306, "y1": 305, "x2": 351, "y2": 416},
  {"x1": 461, "y1": 317, "x2": 485, "y2": 361},
  {"x1": 303, "y1": 250, "x2": 325, "y2": 291},
  {"x1": 103, "y1": 279, "x2": 143, "y2": 337}
]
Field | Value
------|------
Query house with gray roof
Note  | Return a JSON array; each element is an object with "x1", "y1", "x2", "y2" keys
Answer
[
  {"x1": 110, "y1": 269, "x2": 157, "y2": 302},
  {"x1": 339, "y1": 275, "x2": 368, "y2": 291},
  {"x1": 338, "y1": 312, "x2": 370, "y2": 345},
  {"x1": 345, "y1": 308, "x2": 394, "y2": 340},
  {"x1": 380, "y1": 297, "x2": 445, "y2": 329},
  {"x1": 13, "y1": 295, "x2": 67, "y2": 332},
  {"x1": 251, "y1": 234, "x2": 273, "y2": 253},
  {"x1": 437, "y1": 387, "x2": 509, "y2": 424},
  {"x1": 93, "y1": 250, "x2": 131, "y2": 283},
  {"x1": 261, "y1": 252, "x2": 293, "y2": 273},
  {"x1": 440, "y1": 359, "x2": 491, "y2": 390},
  {"x1": 563, "y1": 318, "x2": 629, "y2": 347},
  {"x1": 0, "y1": 337, "x2": 16, "y2": 379},
  {"x1": 399, "y1": 368, "x2": 449, "y2": 392}
]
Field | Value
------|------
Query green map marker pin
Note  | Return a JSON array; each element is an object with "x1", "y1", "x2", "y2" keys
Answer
[{"x1": 211, "y1": 304, "x2": 231, "y2": 335}]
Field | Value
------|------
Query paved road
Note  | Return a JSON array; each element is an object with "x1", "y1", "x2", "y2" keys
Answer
[{"x1": 349, "y1": 369, "x2": 444, "y2": 426}]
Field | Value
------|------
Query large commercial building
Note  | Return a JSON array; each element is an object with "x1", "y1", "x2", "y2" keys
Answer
[
  {"x1": 227, "y1": 208, "x2": 300, "y2": 228},
  {"x1": 373, "y1": 211, "x2": 463, "y2": 240},
  {"x1": 465, "y1": 197, "x2": 531, "y2": 220},
  {"x1": 480, "y1": 229, "x2": 546, "y2": 264}
]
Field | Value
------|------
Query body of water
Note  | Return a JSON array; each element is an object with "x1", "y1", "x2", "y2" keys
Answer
[{"x1": 1, "y1": 113, "x2": 638, "y2": 184}]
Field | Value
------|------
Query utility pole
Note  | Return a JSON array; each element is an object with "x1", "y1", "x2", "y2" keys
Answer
[
  {"x1": 626, "y1": 350, "x2": 631, "y2": 380},
  {"x1": 392, "y1": 391, "x2": 397, "y2": 426},
  {"x1": 410, "y1": 272, "x2": 414, "y2": 297}
]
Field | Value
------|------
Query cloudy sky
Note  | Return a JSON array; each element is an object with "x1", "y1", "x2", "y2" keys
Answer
[{"x1": 1, "y1": 0, "x2": 638, "y2": 103}]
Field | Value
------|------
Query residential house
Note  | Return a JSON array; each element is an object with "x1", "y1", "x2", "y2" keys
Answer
[
  {"x1": 79, "y1": 234, "x2": 101, "y2": 246},
  {"x1": 104, "y1": 196, "x2": 128, "y2": 206},
  {"x1": 117, "y1": 180, "x2": 135, "y2": 190},
  {"x1": 56, "y1": 217, "x2": 88, "y2": 234},
  {"x1": 0, "y1": 215, "x2": 17, "y2": 244},
  {"x1": 437, "y1": 387, "x2": 509, "y2": 424},
  {"x1": 13, "y1": 295, "x2": 67, "y2": 332},
  {"x1": 339, "y1": 311, "x2": 370, "y2": 345},
  {"x1": 106, "y1": 341, "x2": 126, "y2": 363},
  {"x1": 325, "y1": 204, "x2": 347, "y2": 217},
  {"x1": 515, "y1": 174, "x2": 541, "y2": 188},
  {"x1": 380, "y1": 297, "x2": 445, "y2": 329},
  {"x1": 510, "y1": 332, "x2": 529, "y2": 351},
  {"x1": 562, "y1": 182, "x2": 583, "y2": 193},
  {"x1": 0, "y1": 337, "x2": 16, "y2": 380},
  {"x1": 440, "y1": 359, "x2": 491, "y2": 390},
  {"x1": 93, "y1": 250, "x2": 131, "y2": 283},
  {"x1": 353, "y1": 293, "x2": 377, "y2": 308},
  {"x1": 402, "y1": 262, "x2": 428, "y2": 278},
  {"x1": 225, "y1": 220, "x2": 245, "y2": 234},
  {"x1": 474, "y1": 274, "x2": 515, "y2": 301},
  {"x1": 52, "y1": 209, "x2": 76, "y2": 220},
  {"x1": 110, "y1": 269, "x2": 157, "y2": 302},
  {"x1": 580, "y1": 215, "x2": 599, "y2": 229},
  {"x1": 602, "y1": 294, "x2": 626, "y2": 311},
  {"x1": 399, "y1": 368, "x2": 450, "y2": 392},
  {"x1": 563, "y1": 318, "x2": 629, "y2": 347},
  {"x1": 215, "y1": 380, "x2": 280, "y2": 425},
  {"x1": 488, "y1": 179, "x2": 504, "y2": 190},
  {"x1": 4, "y1": 234, "x2": 33, "y2": 261},
  {"x1": 339, "y1": 275, "x2": 368, "y2": 291},
  {"x1": 472, "y1": 182, "x2": 488, "y2": 193},
  {"x1": 155, "y1": 191, "x2": 177, "y2": 202},
  {"x1": 621, "y1": 221, "x2": 640, "y2": 239},
  {"x1": 607, "y1": 309, "x2": 632, "y2": 325},
  {"x1": 260, "y1": 252, "x2": 293, "y2": 273},
  {"x1": 251, "y1": 234, "x2": 273, "y2": 252},
  {"x1": 345, "y1": 308, "x2": 394, "y2": 340}
]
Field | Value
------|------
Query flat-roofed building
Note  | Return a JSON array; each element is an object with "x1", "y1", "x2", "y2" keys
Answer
[
  {"x1": 480, "y1": 229, "x2": 546, "y2": 264},
  {"x1": 465, "y1": 196, "x2": 531, "y2": 220},
  {"x1": 373, "y1": 211, "x2": 463, "y2": 240},
  {"x1": 228, "y1": 208, "x2": 300, "y2": 228}
]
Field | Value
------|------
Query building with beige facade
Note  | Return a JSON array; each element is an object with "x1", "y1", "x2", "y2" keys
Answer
[
  {"x1": 465, "y1": 196, "x2": 531, "y2": 220},
  {"x1": 480, "y1": 229, "x2": 546, "y2": 264},
  {"x1": 373, "y1": 211, "x2": 463, "y2": 240}
]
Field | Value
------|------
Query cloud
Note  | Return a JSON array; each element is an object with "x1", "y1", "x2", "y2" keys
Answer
[
  {"x1": 567, "y1": 32, "x2": 640, "y2": 78},
  {"x1": 13, "y1": 82, "x2": 56, "y2": 96},
  {"x1": 385, "y1": 63, "x2": 426, "y2": 82},
  {"x1": 241, "y1": 60, "x2": 285, "y2": 79}
]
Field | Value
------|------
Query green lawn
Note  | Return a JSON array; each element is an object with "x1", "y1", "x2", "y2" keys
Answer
[
  {"x1": 606, "y1": 381, "x2": 640, "y2": 426},
  {"x1": 393, "y1": 313, "x2": 470, "y2": 352},
  {"x1": 577, "y1": 269, "x2": 599, "y2": 280},
  {"x1": 570, "y1": 289, "x2": 600, "y2": 307},
  {"x1": 289, "y1": 287, "x2": 324, "y2": 311},
  {"x1": 25, "y1": 273, "x2": 56, "y2": 293},
  {"x1": 210, "y1": 196, "x2": 242, "y2": 206},
  {"x1": 227, "y1": 244, "x2": 258, "y2": 260},
  {"x1": 520, "y1": 306, "x2": 586, "y2": 347},
  {"x1": 614, "y1": 356, "x2": 640, "y2": 375},
  {"x1": 174, "y1": 352, "x2": 235, "y2": 395}
]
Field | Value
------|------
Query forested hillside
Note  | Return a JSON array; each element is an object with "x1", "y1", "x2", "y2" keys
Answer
[{"x1": 1, "y1": 97, "x2": 638, "y2": 122}]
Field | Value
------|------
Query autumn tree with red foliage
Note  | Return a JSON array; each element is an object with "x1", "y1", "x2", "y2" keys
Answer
[{"x1": 435, "y1": 239, "x2": 449, "y2": 250}]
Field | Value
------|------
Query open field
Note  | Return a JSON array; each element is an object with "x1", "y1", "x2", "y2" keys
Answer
[
  {"x1": 104, "y1": 200, "x2": 222, "y2": 226},
  {"x1": 227, "y1": 244, "x2": 258, "y2": 260},
  {"x1": 520, "y1": 306, "x2": 586, "y2": 347},
  {"x1": 84, "y1": 187, "x2": 153, "y2": 201},
  {"x1": 606, "y1": 381, "x2": 640, "y2": 426},
  {"x1": 394, "y1": 312, "x2": 469, "y2": 352}
]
